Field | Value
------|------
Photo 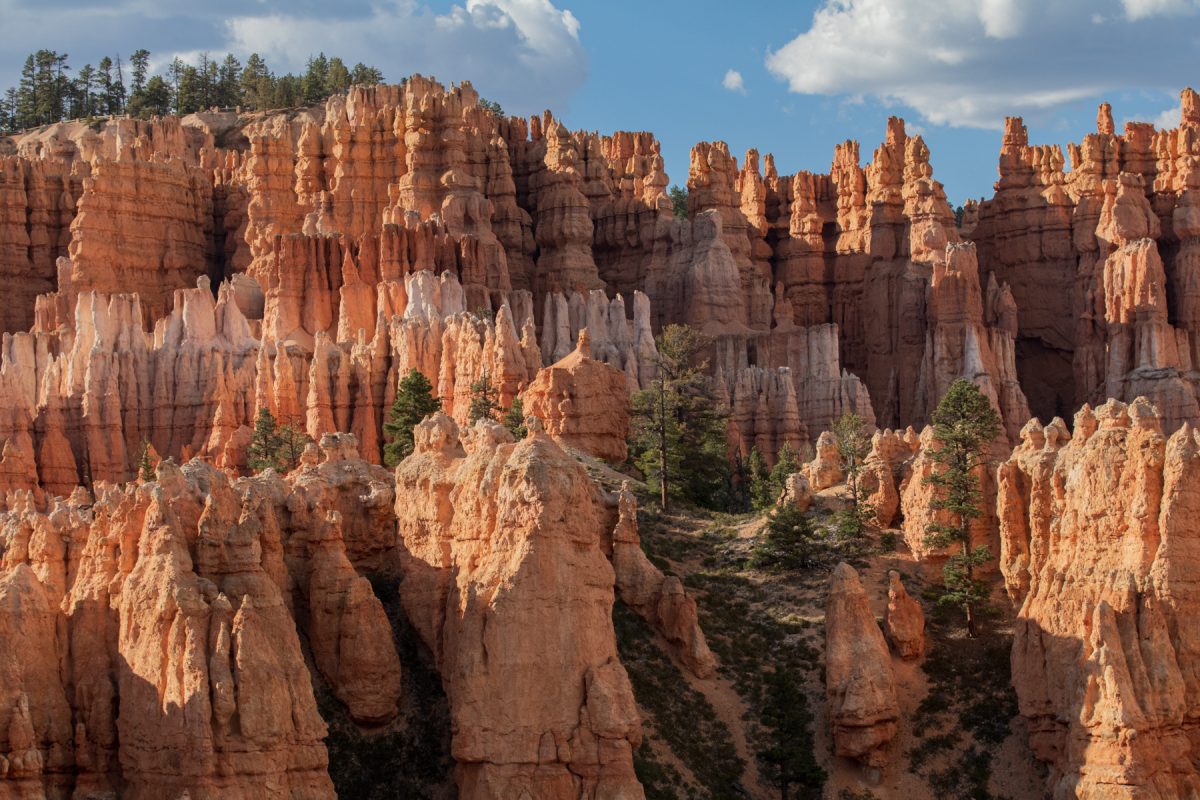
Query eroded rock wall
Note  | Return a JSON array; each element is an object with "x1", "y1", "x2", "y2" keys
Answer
[{"x1": 998, "y1": 397, "x2": 1200, "y2": 797}]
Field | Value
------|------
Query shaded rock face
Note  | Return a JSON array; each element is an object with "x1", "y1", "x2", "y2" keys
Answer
[
  {"x1": 393, "y1": 414, "x2": 647, "y2": 799},
  {"x1": 0, "y1": 433, "x2": 406, "y2": 799},
  {"x1": 998, "y1": 397, "x2": 1200, "y2": 798},
  {"x1": 972, "y1": 95, "x2": 1200, "y2": 430},
  {"x1": 824, "y1": 562, "x2": 899, "y2": 768}
]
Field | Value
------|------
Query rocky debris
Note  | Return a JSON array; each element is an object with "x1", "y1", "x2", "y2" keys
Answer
[
  {"x1": 883, "y1": 570, "x2": 925, "y2": 660},
  {"x1": 998, "y1": 397, "x2": 1200, "y2": 796},
  {"x1": 523, "y1": 329, "x2": 631, "y2": 462},
  {"x1": 824, "y1": 563, "x2": 899, "y2": 768},
  {"x1": 393, "y1": 414, "x2": 646, "y2": 798}
]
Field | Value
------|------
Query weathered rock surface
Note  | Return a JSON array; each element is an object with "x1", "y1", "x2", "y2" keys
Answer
[
  {"x1": 883, "y1": 570, "x2": 925, "y2": 660},
  {"x1": 393, "y1": 414, "x2": 647, "y2": 799},
  {"x1": 825, "y1": 562, "x2": 899, "y2": 768},
  {"x1": 0, "y1": 433, "x2": 411, "y2": 798},
  {"x1": 606, "y1": 481, "x2": 716, "y2": 679},
  {"x1": 523, "y1": 329, "x2": 631, "y2": 462},
  {"x1": 973, "y1": 94, "x2": 1200, "y2": 430},
  {"x1": 998, "y1": 397, "x2": 1200, "y2": 797}
]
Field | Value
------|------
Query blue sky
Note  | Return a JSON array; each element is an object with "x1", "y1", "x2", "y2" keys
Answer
[{"x1": 2, "y1": 0, "x2": 1198, "y2": 203}]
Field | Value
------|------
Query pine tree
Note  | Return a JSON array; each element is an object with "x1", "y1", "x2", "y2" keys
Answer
[
  {"x1": 168, "y1": 57, "x2": 185, "y2": 113},
  {"x1": 274, "y1": 421, "x2": 311, "y2": 474},
  {"x1": 176, "y1": 64, "x2": 203, "y2": 114},
  {"x1": 302, "y1": 53, "x2": 330, "y2": 105},
  {"x1": 240, "y1": 54, "x2": 271, "y2": 109},
  {"x1": 325, "y1": 57, "x2": 351, "y2": 96},
  {"x1": 668, "y1": 184, "x2": 688, "y2": 219},
  {"x1": 467, "y1": 372, "x2": 500, "y2": 424},
  {"x1": 15, "y1": 54, "x2": 36, "y2": 128},
  {"x1": 502, "y1": 398, "x2": 528, "y2": 440},
  {"x1": 133, "y1": 76, "x2": 172, "y2": 117},
  {"x1": 747, "y1": 447, "x2": 771, "y2": 510},
  {"x1": 350, "y1": 63, "x2": 384, "y2": 85},
  {"x1": 96, "y1": 56, "x2": 114, "y2": 115},
  {"x1": 110, "y1": 54, "x2": 126, "y2": 113},
  {"x1": 136, "y1": 439, "x2": 156, "y2": 482},
  {"x1": 382, "y1": 368, "x2": 441, "y2": 467},
  {"x1": 922, "y1": 378, "x2": 1001, "y2": 637},
  {"x1": 71, "y1": 63, "x2": 95, "y2": 119},
  {"x1": 748, "y1": 501, "x2": 827, "y2": 572},
  {"x1": 216, "y1": 54, "x2": 242, "y2": 107},
  {"x1": 0, "y1": 88, "x2": 15, "y2": 133},
  {"x1": 831, "y1": 412, "x2": 871, "y2": 508},
  {"x1": 247, "y1": 408, "x2": 283, "y2": 472},
  {"x1": 830, "y1": 411, "x2": 875, "y2": 544},
  {"x1": 629, "y1": 324, "x2": 730, "y2": 511},
  {"x1": 757, "y1": 666, "x2": 826, "y2": 800},
  {"x1": 129, "y1": 49, "x2": 150, "y2": 96}
]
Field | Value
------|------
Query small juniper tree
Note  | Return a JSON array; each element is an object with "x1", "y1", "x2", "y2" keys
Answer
[
  {"x1": 467, "y1": 372, "x2": 501, "y2": 424},
  {"x1": 136, "y1": 438, "x2": 156, "y2": 482},
  {"x1": 502, "y1": 397, "x2": 528, "y2": 440},
  {"x1": 382, "y1": 368, "x2": 441, "y2": 467},
  {"x1": 923, "y1": 378, "x2": 1001, "y2": 637},
  {"x1": 247, "y1": 408, "x2": 282, "y2": 472}
]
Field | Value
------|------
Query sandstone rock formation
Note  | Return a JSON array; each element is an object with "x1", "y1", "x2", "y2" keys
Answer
[
  {"x1": 803, "y1": 430, "x2": 845, "y2": 492},
  {"x1": 883, "y1": 570, "x2": 925, "y2": 660},
  {"x1": 899, "y1": 425, "x2": 1001, "y2": 576},
  {"x1": 606, "y1": 481, "x2": 716, "y2": 679},
  {"x1": 972, "y1": 93, "x2": 1200, "y2": 430},
  {"x1": 393, "y1": 414, "x2": 646, "y2": 798},
  {"x1": 778, "y1": 471, "x2": 813, "y2": 512},
  {"x1": 824, "y1": 562, "x2": 899, "y2": 768},
  {"x1": 998, "y1": 397, "x2": 1200, "y2": 797},
  {"x1": 523, "y1": 329, "x2": 631, "y2": 462}
]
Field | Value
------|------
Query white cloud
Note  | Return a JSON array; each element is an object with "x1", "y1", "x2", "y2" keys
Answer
[
  {"x1": 222, "y1": 0, "x2": 586, "y2": 114},
  {"x1": 1154, "y1": 103, "x2": 1183, "y2": 129},
  {"x1": 722, "y1": 69, "x2": 745, "y2": 93},
  {"x1": 1122, "y1": 0, "x2": 1200, "y2": 19},
  {"x1": 766, "y1": 0, "x2": 1197, "y2": 129}
]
